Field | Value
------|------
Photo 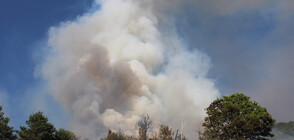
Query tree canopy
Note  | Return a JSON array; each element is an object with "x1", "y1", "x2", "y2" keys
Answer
[
  {"x1": 18, "y1": 111, "x2": 57, "y2": 140},
  {"x1": 56, "y1": 128, "x2": 77, "y2": 140},
  {"x1": 158, "y1": 125, "x2": 173, "y2": 140},
  {"x1": 157, "y1": 125, "x2": 186, "y2": 140},
  {"x1": 0, "y1": 106, "x2": 17, "y2": 140},
  {"x1": 200, "y1": 93, "x2": 275, "y2": 140},
  {"x1": 18, "y1": 111, "x2": 77, "y2": 140}
]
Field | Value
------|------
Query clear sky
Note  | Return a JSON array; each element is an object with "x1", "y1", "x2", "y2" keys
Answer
[{"x1": 1, "y1": 0, "x2": 294, "y2": 131}]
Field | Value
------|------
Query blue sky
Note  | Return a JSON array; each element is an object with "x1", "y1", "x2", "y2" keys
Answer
[
  {"x1": 1, "y1": 0, "x2": 294, "y2": 130},
  {"x1": 0, "y1": 0, "x2": 93, "y2": 129}
]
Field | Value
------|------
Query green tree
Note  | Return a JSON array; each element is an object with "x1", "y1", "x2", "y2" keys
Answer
[
  {"x1": 138, "y1": 115, "x2": 152, "y2": 140},
  {"x1": 18, "y1": 111, "x2": 56, "y2": 140},
  {"x1": 0, "y1": 106, "x2": 17, "y2": 140},
  {"x1": 56, "y1": 128, "x2": 77, "y2": 140},
  {"x1": 200, "y1": 93, "x2": 275, "y2": 140}
]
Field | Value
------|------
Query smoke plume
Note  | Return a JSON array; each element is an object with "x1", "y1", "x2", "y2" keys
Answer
[{"x1": 41, "y1": 0, "x2": 219, "y2": 139}]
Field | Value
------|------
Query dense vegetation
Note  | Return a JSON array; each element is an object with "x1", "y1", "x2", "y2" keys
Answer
[{"x1": 0, "y1": 93, "x2": 284, "y2": 140}]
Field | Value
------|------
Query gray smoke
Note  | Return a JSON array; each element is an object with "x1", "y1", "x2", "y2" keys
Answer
[
  {"x1": 271, "y1": 129, "x2": 294, "y2": 140},
  {"x1": 41, "y1": 0, "x2": 219, "y2": 139}
]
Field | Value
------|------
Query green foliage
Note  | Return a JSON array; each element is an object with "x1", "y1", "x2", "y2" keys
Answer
[
  {"x1": 138, "y1": 115, "x2": 152, "y2": 140},
  {"x1": 0, "y1": 106, "x2": 17, "y2": 140},
  {"x1": 200, "y1": 93, "x2": 275, "y2": 140},
  {"x1": 274, "y1": 121, "x2": 294, "y2": 136},
  {"x1": 56, "y1": 128, "x2": 77, "y2": 140},
  {"x1": 18, "y1": 111, "x2": 57, "y2": 140},
  {"x1": 18, "y1": 111, "x2": 78, "y2": 140},
  {"x1": 101, "y1": 130, "x2": 135, "y2": 140}
]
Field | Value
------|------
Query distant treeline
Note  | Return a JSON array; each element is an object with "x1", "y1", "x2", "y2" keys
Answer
[{"x1": 0, "y1": 93, "x2": 292, "y2": 140}]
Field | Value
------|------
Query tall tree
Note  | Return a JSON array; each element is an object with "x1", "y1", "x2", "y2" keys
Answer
[
  {"x1": 138, "y1": 115, "x2": 152, "y2": 140},
  {"x1": 200, "y1": 93, "x2": 275, "y2": 140},
  {"x1": 18, "y1": 111, "x2": 56, "y2": 140},
  {"x1": 0, "y1": 106, "x2": 17, "y2": 140}
]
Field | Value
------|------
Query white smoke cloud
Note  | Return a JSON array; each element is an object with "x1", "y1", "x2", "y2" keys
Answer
[{"x1": 41, "y1": 0, "x2": 219, "y2": 139}]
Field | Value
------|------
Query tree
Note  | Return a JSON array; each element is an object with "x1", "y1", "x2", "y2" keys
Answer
[
  {"x1": 56, "y1": 128, "x2": 77, "y2": 140},
  {"x1": 18, "y1": 111, "x2": 56, "y2": 140},
  {"x1": 200, "y1": 93, "x2": 275, "y2": 140},
  {"x1": 150, "y1": 125, "x2": 186, "y2": 140},
  {"x1": 0, "y1": 106, "x2": 17, "y2": 140},
  {"x1": 158, "y1": 125, "x2": 173, "y2": 140},
  {"x1": 138, "y1": 115, "x2": 152, "y2": 140}
]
